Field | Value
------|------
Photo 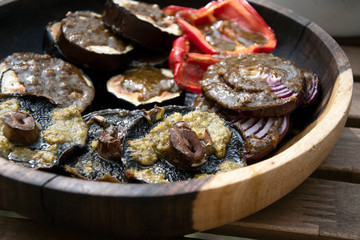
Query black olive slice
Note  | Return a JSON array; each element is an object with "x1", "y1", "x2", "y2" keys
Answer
[
  {"x1": 0, "y1": 52, "x2": 95, "y2": 113},
  {"x1": 168, "y1": 121, "x2": 207, "y2": 170},
  {"x1": 62, "y1": 108, "x2": 142, "y2": 182},
  {"x1": 122, "y1": 105, "x2": 246, "y2": 183},
  {"x1": 0, "y1": 95, "x2": 88, "y2": 169},
  {"x1": 106, "y1": 66, "x2": 183, "y2": 107},
  {"x1": 201, "y1": 53, "x2": 306, "y2": 117},
  {"x1": 103, "y1": 0, "x2": 182, "y2": 51},
  {"x1": 3, "y1": 111, "x2": 40, "y2": 146},
  {"x1": 44, "y1": 11, "x2": 134, "y2": 71}
]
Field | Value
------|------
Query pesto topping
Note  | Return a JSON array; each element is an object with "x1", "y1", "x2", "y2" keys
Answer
[
  {"x1": 42, "y1": 107, "x2": 88, "y2": 146},
  {"x1": 128, "y1": 111, "x2": 232, "y2": 166},
  {"x1": 0, "y1": 99, "x2": 19, "y2": 157}
]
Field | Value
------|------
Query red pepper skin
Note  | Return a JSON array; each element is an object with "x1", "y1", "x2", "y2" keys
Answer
[
  {"x1": 177, "y1": 0, "x2": 277, "y2": 55},
  {"x1": 169, "y1": 35, "x2": 219, "y2": 93},
  {"x1": 162, "y1": 5, "x2": 195, "y2": 16}
]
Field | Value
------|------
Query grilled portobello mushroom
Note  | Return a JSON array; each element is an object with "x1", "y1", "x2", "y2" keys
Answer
[
  {"x1": 123, "y1": 106, "x2": 246, "y2": 183},
  {"x1": 0, "y1": 95, "x2": 88, "y2": 169},
  {"x1": 63, "y1": 108, "x2": 142, "y2": 182}
]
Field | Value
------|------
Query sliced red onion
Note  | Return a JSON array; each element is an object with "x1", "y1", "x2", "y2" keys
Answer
[
  {"x1": 278, "y1": 114, "x2": 290, "y2": 142},
  {"x1": 267, "y1": 74, "x2": 296, "y2": 98},
  {"x1": 232, "y1": 114, "x2": 290, "y2": 163},
  {"x1": 234, "y1": 115, "x2": 289, "y2": 140},
  {"x1": 304, "y1": 72, "x2": 320, "y2": 105}
]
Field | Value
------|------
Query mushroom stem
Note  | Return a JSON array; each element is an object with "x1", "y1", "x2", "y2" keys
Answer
[{"x1": 3, "y1": 111, "x2": 40, "y2": 146}]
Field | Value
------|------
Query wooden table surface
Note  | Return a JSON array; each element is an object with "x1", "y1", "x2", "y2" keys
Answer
[{"x1": 0, "y1": 32, "x2": 359, "y2": 240}]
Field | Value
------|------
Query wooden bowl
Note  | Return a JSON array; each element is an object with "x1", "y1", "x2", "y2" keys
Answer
[{"x1": 0, "y1": 0, "x2": 353, "y2": 238}]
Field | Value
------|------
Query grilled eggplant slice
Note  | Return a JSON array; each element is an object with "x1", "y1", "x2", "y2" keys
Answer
[
  {"x1": 0, "y1": 52, "x2": 95, "y2": 112},
  {"x1": 0, "y1": 95, "x2": 88, "y2": 169},
  {"x1": 62, "y1": 108, "x2": 142, "y2": 182},
  {"x1": 103, "y1": 0, "x2": 182, "y2": 51},
  {"x1": 123, "y1": 106, "x2": 246, "y2": 183},
  {"x1": 44, "y1": 11, "x2": 134, "y2": 71},
  {"x1": 107, "y1": 66, "x2": 183, "y2": 107}
]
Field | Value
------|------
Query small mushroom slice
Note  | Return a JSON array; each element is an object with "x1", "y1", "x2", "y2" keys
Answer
[
  {"x1": 62, "y1": 108, "x2": 142, "y2": 182},
  {"x1": 43, "y1": 11, "x2": 134, "y2": 71},
  {"x1": 0, "y1": 95, "x2": 88, "y2": 169},
  {"x1": 123, "y1": 106, "x2": 246, "y2": 183},
  {"x1": 103, "y1": 0, "x2": 182, "y2": 51},
  {"x1": 0, "y1": 52, "x2": 95, "y2": 112},
  {"x1": 107, "y1": 66, "x2": 183, "y2": 107}
]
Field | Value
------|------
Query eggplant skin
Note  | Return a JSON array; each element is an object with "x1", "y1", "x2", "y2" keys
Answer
[
  {"x1": 103, "y1": 0, "x2": 181, "y2": 51},
  {"x1": 43, "y1": 12, "x2": 134, "y2": 72}
]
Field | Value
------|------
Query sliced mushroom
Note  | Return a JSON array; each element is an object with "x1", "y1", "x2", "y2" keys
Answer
[
  {"x1": 3, "y1": 111, "x2": 40, "y2": 146},
  {"x1": 168, "y1": 121, "x2": 206, "y2": 170}
]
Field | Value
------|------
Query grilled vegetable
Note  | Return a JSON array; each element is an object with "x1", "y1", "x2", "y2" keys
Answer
[
  {"x1": 63, "y1": 108, "x2": 142, "y2": 182},
  {"x1": 122, "y1": 106, "x2": 246, "y2": 183},
  {"x1": 166, "y1": 0, "x2": 276, "y2": 55},
  {"x1": 200, "y1": 53, "x2": 317, "y2": 117},
  {"x1": 0, "y1": 95, "x2": 88, "y2": 169},
  {"x1": 192, "y1": 93, "x2": 290, "y2": 164},
  {"x1": 43, "y1": 11, "x2": 134, "y2": 71},
  {"x1": 103, "y1": 0, "x2": 182, "y2": 51},
  {"x1": 0, "y1": 52, "x2": 95, "y2": 112},
  {"x1": 106, "y1": 66, "x2": 183, "y2": 107}
]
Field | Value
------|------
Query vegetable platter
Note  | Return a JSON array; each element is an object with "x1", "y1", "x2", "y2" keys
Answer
[{"x1": 0, "y1": 0, "x2": 353, "y2": 238}]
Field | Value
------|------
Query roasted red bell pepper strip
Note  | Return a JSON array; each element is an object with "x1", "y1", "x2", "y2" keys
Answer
[
  {"x1": 162, "y1": 5, "x2": 195, "y2": 16},
  {"x1": 175, "y1": 0, "x2": 277, "y2": 55},
  {"x1": 169, "y1": 35, "x2": 219, "y2": 93}
]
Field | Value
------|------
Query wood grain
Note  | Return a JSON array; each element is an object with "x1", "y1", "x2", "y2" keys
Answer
[
  {"x1": 207, "y1": 178, "x2": 360, "y2": 240},
  {"x1": 0, "y1": 215, "x2": 194, "y2": 240},
  {"x1": 0, "y1": 159, "x2": 55, "y2": 222},
  {"x1": 312, "y1": 127, "x2": 360, "y2": 183},
  {"x1": 341, "y1": 46, "x2": 360, "y2": 81},
  {"x1": 347, "y1": 82, "x2": 360, "y2": 127}
]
